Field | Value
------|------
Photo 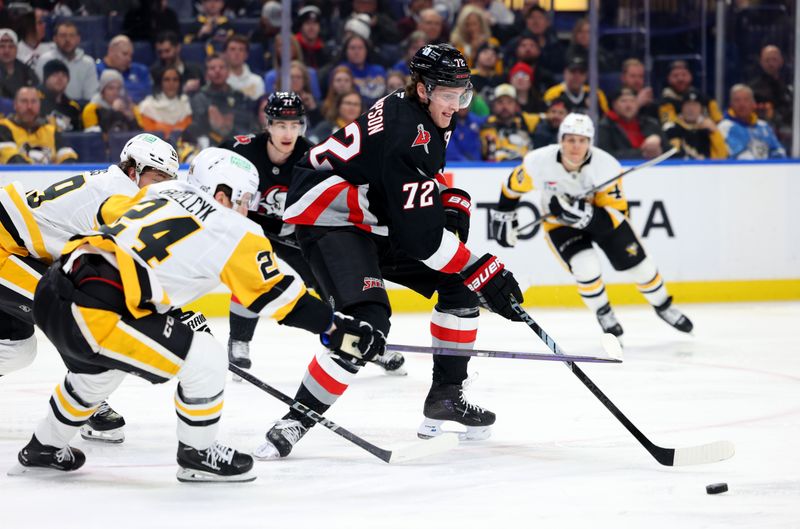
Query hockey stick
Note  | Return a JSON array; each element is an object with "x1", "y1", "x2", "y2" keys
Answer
[
  {"x1": 516, "y1": 146, "x2": 679, "y2": 232},
  {"x1": 386, "y1": 343, "x2": 622, "y2": 364},
  {"x1": 508, "y1": 298, "x2": 735, "y2": 466},
  {"x1": 229, "y1": 364, "x2": 459, "y2": 464}
]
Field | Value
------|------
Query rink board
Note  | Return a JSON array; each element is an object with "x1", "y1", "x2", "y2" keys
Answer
[{"x1": 2, "y1": 160, "x2": 799, "y2": 314}]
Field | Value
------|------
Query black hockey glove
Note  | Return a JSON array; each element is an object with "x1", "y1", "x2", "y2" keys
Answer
[
  {"x1": 488, "y1": 209, "x2": 519, "y2": 247},
  {"x1": 321, "y1": 312, "x2": 386, "y2": 362},
  {"x1": 169, "y1": 308, "x2": 212, "y2": 334},
  {"x1": 441, "y1": 188, "x2": 472, "y2": 242},
  {"x1": 548, "y1": 194, "x2": 598, "y2": 230},
  {"x1": 461, "y1": 254, "x2": 523, "y2": 322}
]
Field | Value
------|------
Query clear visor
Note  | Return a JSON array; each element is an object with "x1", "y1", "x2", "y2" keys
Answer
[
  {"x1": 234, "y1": 191, "x2": 261, "y2": 211},
  {"x1": 428, "y1": 83, "x2": 474, "y2": 110},
  {"x1": 268, "y1": 119, "x2": 306, "y2": 137}
]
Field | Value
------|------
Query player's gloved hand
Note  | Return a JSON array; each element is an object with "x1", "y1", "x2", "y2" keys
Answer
[
  {"x1": 461, "y1": 254, "x2": 524, "y2": 321},
  {"x1": 441, "y1": 187, "x2": 472, "y2": 242},
  {"x1": 321, "y1": 312, "x2": 385, "y2": 362},
  {"x1": 169, "y1": 308, "x2": 212, "y2": 334},
  {"x1": 548, "y1": 194, "x2": 596, "y2": 230},
  {"x1": 488, "y1": 209, "x2": 519, "y2": 247}
]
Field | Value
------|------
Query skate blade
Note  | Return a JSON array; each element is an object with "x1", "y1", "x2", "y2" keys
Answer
[
  {"x1": 7, "y1": 463, "x2": 80, "y2": 477},
  {"x1": 417, "y1": 420, "x2": 492, "y2": 441},
  {"x1": 252, "y1": 441, "x2": 281, "y2": 461},
  {"x1": 600, "y1": 333, "x2": 624, "y2": 360},
  {"x1": 176, "y1": 467, "x2": 257, "y2": 483},
  {"x1": 388, "y1": 434, "x2": 459, "y2": 464},
  {"x1": 80, "y1": 425, "x2": 125, "y2": 444}
]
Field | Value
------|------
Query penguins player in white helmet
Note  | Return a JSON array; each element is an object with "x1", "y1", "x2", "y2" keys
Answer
[
  {"x1": 12, "y1": 147, "x2": 383, "y2": 482},
  {"x1": 489, "y1": 113, "x2": 692, "y2": 338},
  {"x1": 0, "y1": 132, "x2": 179, "y2": 443}
]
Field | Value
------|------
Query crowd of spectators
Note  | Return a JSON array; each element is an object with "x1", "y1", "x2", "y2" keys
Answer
[{"x1": 0, "y1": 0, "x2": 793, "y2": 165}]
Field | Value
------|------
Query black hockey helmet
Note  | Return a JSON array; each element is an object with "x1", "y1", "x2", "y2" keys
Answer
[
  {"x1": 409, "y1": 44, "x2": 473, "y2": 108},
  {"x1": 265, "y1": 91, "x2": 306, "y2": 122}
]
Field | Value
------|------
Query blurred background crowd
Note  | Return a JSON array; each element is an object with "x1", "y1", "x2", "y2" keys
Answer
[{"x1": 0, "y1": 0, "x2": 793, "y2": 164}]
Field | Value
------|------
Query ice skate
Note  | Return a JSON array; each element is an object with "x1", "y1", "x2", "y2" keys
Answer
[
  {"x1": 370, "y1": 350, "x2": 407, "y2": 376},
  {"x1": 655, "y1": 296, "x2": 694, "y2": 333},
  {"x1": 596, "y1": 303, "x2": 624, "y2": 338},
  {"x1": 176, "y1": 441, "x2": 255, "y2": 482},
  {"x1": 418, "y1": 382, "x2": 495, "y2": 441},
  {"x1": 80, "y1": 401, "x2": 126, "y2": 443},
  {"x1": 253, "y1": 418, "x2": 309, "y2": 460},
  {"x1": 8, "y1": 435, "x2": 85, "y2": 476},
  {"x1": 228, "y1": 338, "x2": 251, "y2": 381}
]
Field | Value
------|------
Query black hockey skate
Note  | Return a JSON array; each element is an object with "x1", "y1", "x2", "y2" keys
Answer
[
  {"x1": 596, "y1": 303, "x2": 624, "y2": 338},
  {"x1": 176, "y1": 441, "x2": 255, "y2": 482},
  {"x1": 370, "y1": 350, "x2": 407, "y2": 376},
  {"x1": 252, "y1": 416, "x2": 309, "y2": 460},
  {"x1": 80, "y1": 401, "x2": 126, "y2": 443},
  {"x1": 655, "y1": 296, "x2": 694, "y2": 333},
  {"x1": 418, "y1": 382, "x2": 496, "y2": 441},
  {"x1": 10, "y1": 435, "x2": 85, "y2": 475}
]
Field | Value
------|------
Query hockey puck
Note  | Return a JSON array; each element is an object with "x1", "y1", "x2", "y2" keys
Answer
[{"x1": 706, "y1": 483, "x2": 728, "y2": 495}]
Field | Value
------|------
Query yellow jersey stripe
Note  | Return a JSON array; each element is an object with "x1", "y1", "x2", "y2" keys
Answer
[
  {"x1": 271, "y1": 284, "x2": 307, "y2": 322},
  {"x1": 0, "y1": 254, "x2": 40, "y2": 296},
  {"x1": 6, "y1": 186, "x2": 52, "y2": 263}
]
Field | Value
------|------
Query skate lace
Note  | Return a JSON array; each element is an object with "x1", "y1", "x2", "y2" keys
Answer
[
  {"x1": 597, "y1": 309, "x2": 620, "y2": 330},
  {"x1": 54, "y1": 446, "x2": 75, "y2": 464},
  {"x1": 459, "y1": 374, "x2": 486, "y2": 416},
  {"x1": 274, "y1": 420, "x2": 305, "y2": 445},
  {"x1": 94, "y1": 401, "x2": 110, "y2": 415},
  {"x1": 204, "y1": 442, "x2": 235, "y2": 470}
]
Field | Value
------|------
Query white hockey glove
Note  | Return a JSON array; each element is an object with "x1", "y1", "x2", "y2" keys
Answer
[
  {"x1": 548, "y1": 194, "x2": 595, "y2": 230},
  {"x1": 488, "y1": 209, "x2": 519, "y2": 248}
]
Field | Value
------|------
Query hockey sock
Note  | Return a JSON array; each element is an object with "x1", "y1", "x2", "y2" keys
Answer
[
  {"x1": 292, "y1": 348, "x2": 362, "y2": 424},
  {"x1": 570, "y1": 250, "x2": 610, "y2": 313},
  {"x1": 627, "y1": 258, "x2": 669, "y2": 307},
  {"x1": 430, "y1": 305, "x2": 478, "y2": 385},
  {"x1": 229, "y1": 298, "x2": 259, "y2": 342}
]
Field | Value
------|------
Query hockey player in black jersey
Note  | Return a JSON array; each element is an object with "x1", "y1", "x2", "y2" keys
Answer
[
  {"x1": 221, "y1": 92, "x2": 406, "y2": 376},
  {"x1": 254, "y1": 44, "x2": 526, "y2": 460}
]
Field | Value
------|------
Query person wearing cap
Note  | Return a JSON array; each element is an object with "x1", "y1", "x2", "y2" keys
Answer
[
  {"x1": 470, "y1": 42, "x2": 504, "y2": 101},
  {"x1": 597, "y1": 87, "x2": 665, "y2": 160},
  {"x1": 509, "y1": 61, "x2": 546, "y2": 113},
  {"x1": 531, "y1": 96, "x2": 568, "y2": 148},
  {"x1": 294, "y1": 5, "x2": 330, "y2": 69},
  {"x1": 82, "y1": 69, "x2": 139, "y2": 134},
  {"x1": 543, "y1": 56, "x2": 609, "y2": 115},
  {"x1": 718, "y1": 84, "x2": 786, "y2": 160},
  {"x1": 35, "y1": 20, "x2": 99, "y2": 102},
  {"x1": 96, "y1": 35, "x2": 152, "y2": 104},
  {"x1": 0, "y1": 28, "x2": 39, "y2": 99},
  {"x1": 223, "y1": 34, "x2": 265, "y2": 101},
  {"x1": 0, "y1": 86, "x2": 78, "y2": 163},
  {"x1": 38, "y1": 58, "x2": 82, "y2": 132},
  {"x1": 662, "y1": 88, "x2": 728, "y2": 160},
  {"x1": 658, "y1": 60, "x2": 722, "y2": 125},
  {"x1": 479, "y1": 83, "x2": 538, "y2": 161},
  {"x1": 183, "y1": 0, "x2": 234, "y2": 54}
]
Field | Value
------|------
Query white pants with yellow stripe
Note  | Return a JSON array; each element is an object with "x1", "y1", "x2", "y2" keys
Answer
[{"x1": 34, "y1": 332, "x2": 227, "y2": 451}]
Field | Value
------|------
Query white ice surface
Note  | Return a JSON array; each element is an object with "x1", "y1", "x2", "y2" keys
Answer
[{"x1": 1, "y1": 302, "x2": 799, "y2": 529}]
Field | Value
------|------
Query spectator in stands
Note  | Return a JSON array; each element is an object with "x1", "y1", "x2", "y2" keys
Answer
[
  {"x1": 658, "y1": 60, "x2": 722, "y2": 125},
  {"x1": 450, "y1": 5, "x2": 500, "y2": 70},
  {"x1": 320, "y1": 65, "x2": 357, "y2": 120},
  {"x1": 38, "y1": 59, "x2": 82, "y2": 132},
  {"x1": 469, "y1": 43, "x2": 504, "y2": 102},
  {"x1": 0, "y1": 86, "x2": 77, "y2": 163},
  {"x1": 718, "y1": 84, "x2": 786, "y2": 160},
  {"x1": 151, "y1": 32, "x2": 203, "y2": 96},
  {"x1": 276, "y1": 60, "x2": 321, "y2": 126},
  {"x1": 398, "y1": 0, "x2": 432, "y2": 40},
  {"x1": 597, "y1": 87, "x2": 665, "y2": 160},
  {"x1": 337, "y1": 34, "x2": 386, "y2": 106},
  {"x1": 188, "y1": 54, "x2": 255, "y2": 144},
  {"x1": 14, "y1": 8, "x2": 54, "y2": 68},
  {"x1": 509, "y1": 34, "x2": 554, "y2": 90},
  {"x1": 392, "y1": 30, "x2": 428, "y2": 75},
  {"x1": 531, "y1": 97, "x2": 568, "y2": 148},
  {"x1": 122, "y1": 0, "x2": 180, "y2": 42},
  {"x1": 308, "y1": 89, "x2": 362, "y2": 143},
  {"x1": 252, "y1": 1, "x2": 282, "y2": 48},
  {"x1": 417, "y1": 8, "x2": 447, "y2": 45},
  {"x1": 447, "y1": 104, "x2": 485, "y2": 162},
  {"x1": 620, "y1": 58, "x2": 657, "y2": 120},
  {"x1": 565, "y1": 17, "x2": 613, "y2": 72},
  {"x1": 183, "y1": 0, "x2": 234, "y2": 53},
  {"x1": 224, "y1": 34, "x2": 265, "y2": 101},
  {"x1": 352, "y1": 0, "x2": 402, "y2": 46},
  {"x1": 748, "y1": 44, "x2": 792, "y2": 147},
  {"x1": 479, "y1": 83, "x2": 537, "y2": 161},
  {"x1": 294, "y1": 5, "x2": 329, "y2": 70},
  {"x1": 543, "y1": 56, "x2": 609, "y2": 115},
  {"x1": 0, "y1": 29, "x2": 39, "y2": 99},
  {"x1": 464, "y1": 0, "x2": 515, "y2": 28},
  {"x1": 516, "y1": 5, "x2": 564, "y2": 73},
  {"x1": 386, "y1": 70, "x2": 406, "y2": 93},
  {"x1": 509, "y1": 61, "x2": 546, "y2": 113},
  {"x1": 663, "y1": 88, "x2": 728, "y2": 160},
  {"x1": 137, "y1": 65, "x2": 193, "y2": 138},
  {"x1": 97, "y1": 35, "x2": 152, "y2": 104},
  {"x1": 35, "y1": 20, "x2": 98, "y2": 102},
  {"x1": 83, "y1": 69, "x2": 140, "y2": 134}
]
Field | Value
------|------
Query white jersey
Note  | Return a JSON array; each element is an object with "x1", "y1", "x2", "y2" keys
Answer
[
  {"x1": 0, "y1": 166, "x2": 139, "y2": 263},
  {"x1": 62, "y1": 180, "x2": 306, "y2": 319}
]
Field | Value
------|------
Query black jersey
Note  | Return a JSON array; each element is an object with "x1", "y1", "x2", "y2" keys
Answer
[
  {"x1": 284, "y1": 90, "x2": 472, "y2": 275},
  {"x1": 220, "y1": 132, "x2": 312, "y2": 237}
]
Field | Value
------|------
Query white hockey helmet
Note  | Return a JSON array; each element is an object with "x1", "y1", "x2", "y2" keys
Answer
[
  {"x1": 119, "y1": 133, "x2": 180, "y2": 182},
  {"x1": 558, "y1": 112, "x2": 595, "y2": 143},
  {"x1": 187, "y1": 147, "x2": 260, "y2": 210}
]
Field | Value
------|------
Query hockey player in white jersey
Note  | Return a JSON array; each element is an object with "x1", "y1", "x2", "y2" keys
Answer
[
  {"x1": 0, "y1": 132, "x2": 180, "y2": 442},
  {"x1": 12, "y1": 147, "x2": 383, "y2": 482},
  {"x1": 489, "y1": 113, "x2": 692, "y2": 338}
]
